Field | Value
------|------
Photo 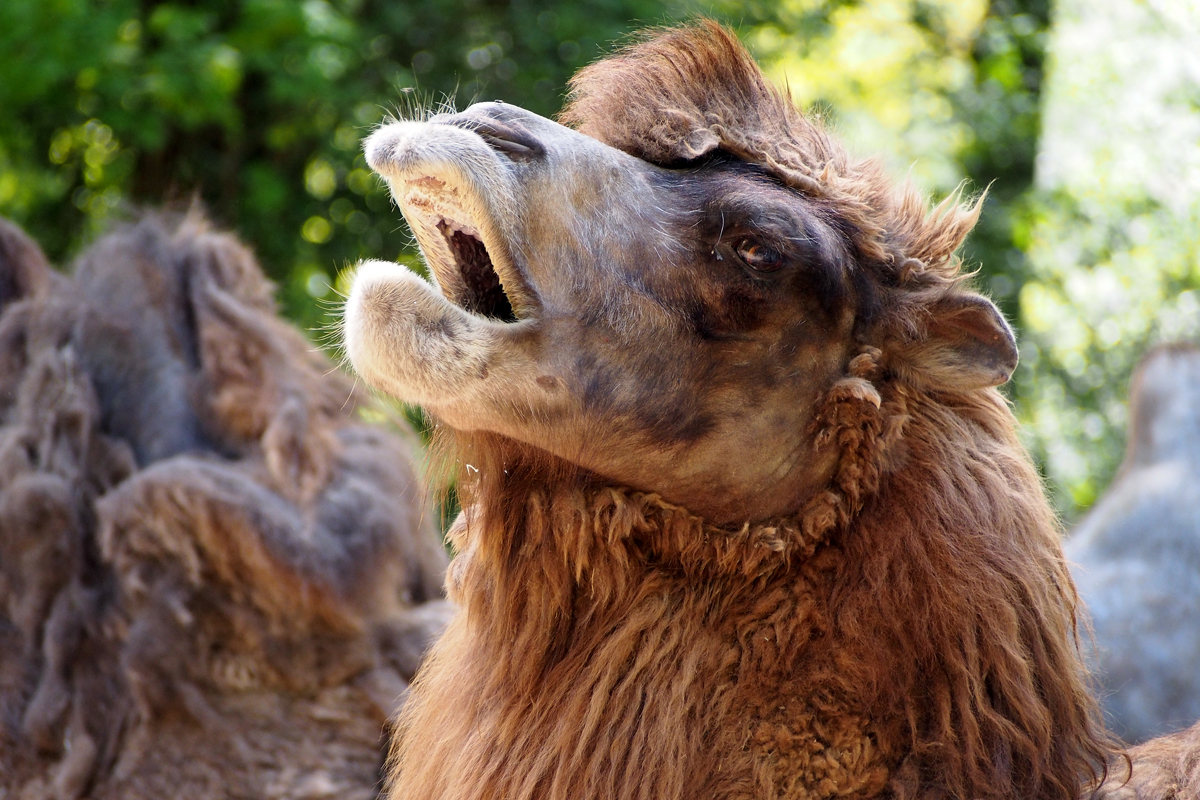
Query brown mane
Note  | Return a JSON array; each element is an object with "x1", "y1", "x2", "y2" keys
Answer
[
  {"x1": 399, "y1": 366, "x2": 1110, "y2": 799},
  {"x1": 381, "y1": 22, "x2": 1112, "y2": 800}
]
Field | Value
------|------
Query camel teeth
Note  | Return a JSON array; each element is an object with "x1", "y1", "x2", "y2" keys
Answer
[{"x1": 438, "y1": 216, "x2": 481, "y2": 240}]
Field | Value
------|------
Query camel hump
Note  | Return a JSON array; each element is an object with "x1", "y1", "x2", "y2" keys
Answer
[
  {"x1": 1068, "y1": 343, "x2": 1200, "y2": 744},
  {"x1": 1126, "y1": 343, "x2": 1200, "y2": 468},
  {"x1": 0, "y1": 216, "x2": 54, "y2": 312}
]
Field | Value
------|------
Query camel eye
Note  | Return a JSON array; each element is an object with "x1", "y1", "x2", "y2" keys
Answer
[{"x1": 734, "y1": 239, "x2": 784, "y2": 272}]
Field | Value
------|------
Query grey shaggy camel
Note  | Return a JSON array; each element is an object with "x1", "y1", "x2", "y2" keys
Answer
[
  {"x1": 0, "y1": 213, "x2": 450, "y2": 799},
  {"x1": 1067, "y1": 344, "x2": 1200, "y2": 744}
]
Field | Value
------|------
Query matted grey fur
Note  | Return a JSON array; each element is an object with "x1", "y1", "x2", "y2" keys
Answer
[{"x1": 0, "y1": 212, "x2": 450, "y2": 799}]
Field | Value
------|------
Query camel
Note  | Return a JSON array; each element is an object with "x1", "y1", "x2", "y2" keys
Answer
[
  {"x1": 0, "y1": 212, "x2": 451, "y2": 799},
  {"x1": 343, "y1": 22, "x2": 1115, "y2": 800},
  {"x1": 1092, "y1": 720, "x2": 1200, "y2": 799},
  {"x1": 1067, "y1": 344, "x2": 1200, "y2": 744}
]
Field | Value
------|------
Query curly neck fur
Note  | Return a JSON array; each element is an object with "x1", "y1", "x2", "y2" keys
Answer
[{"x1": 386, "y1": 354, "x2": 1111, "y2": 800}]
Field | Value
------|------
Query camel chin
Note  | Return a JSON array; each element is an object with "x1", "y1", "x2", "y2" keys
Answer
[{"x1": 346, "y1": 259, "x2": 508, "y2": 411}]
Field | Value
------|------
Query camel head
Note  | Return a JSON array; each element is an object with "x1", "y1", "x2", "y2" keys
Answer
[{"x1": 344, "y1": 23, "x2": 1017, "y2": 525}]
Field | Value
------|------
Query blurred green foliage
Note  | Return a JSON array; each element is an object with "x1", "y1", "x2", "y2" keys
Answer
[
  {"x1": 1014, "y1": 193, "x2": 1200, "y2": 511},
  {"x1": 2, "y1": 0, "x2": 1190, "y2": 519},
  {"x1": 1007, "y1": 0, "x2": 1200, "y2": 515}
]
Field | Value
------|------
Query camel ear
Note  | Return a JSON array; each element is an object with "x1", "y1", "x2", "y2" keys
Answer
[
  {"x1": 900, "y1": 294, "x2": 1018, "y2": 391},
  {"x1": 673, "y1": 125, "x2": 721, "y2": 161}
]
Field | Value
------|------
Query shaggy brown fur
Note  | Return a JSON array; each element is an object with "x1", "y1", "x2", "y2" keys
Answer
[
  {"x1": 372, "y1": 23, "x2": 1112, "y2": 800},
  {"x1": 395, "y1": 375, "x2": 1105, "y2": 800},
  {"x1": 0, "y1": 213, "x2": 450, "y2": 799}
]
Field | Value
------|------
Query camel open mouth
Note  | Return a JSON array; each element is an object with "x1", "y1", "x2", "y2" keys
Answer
[
  {"x1": 434, "y1": 217, "x2": 518, "y2": 323},
  {"x1": 394, "y1": 177, "x2": 535, "y2": 325}
]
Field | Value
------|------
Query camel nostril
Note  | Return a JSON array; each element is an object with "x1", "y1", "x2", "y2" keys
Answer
[{"x1": 447, "y1": 115, "x2": 545, "y2": 162}]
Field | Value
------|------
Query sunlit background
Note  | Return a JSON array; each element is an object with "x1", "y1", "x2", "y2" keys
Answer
[{"x1": 1, "y1": 0, "x2": 1197, "y2": 520}]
